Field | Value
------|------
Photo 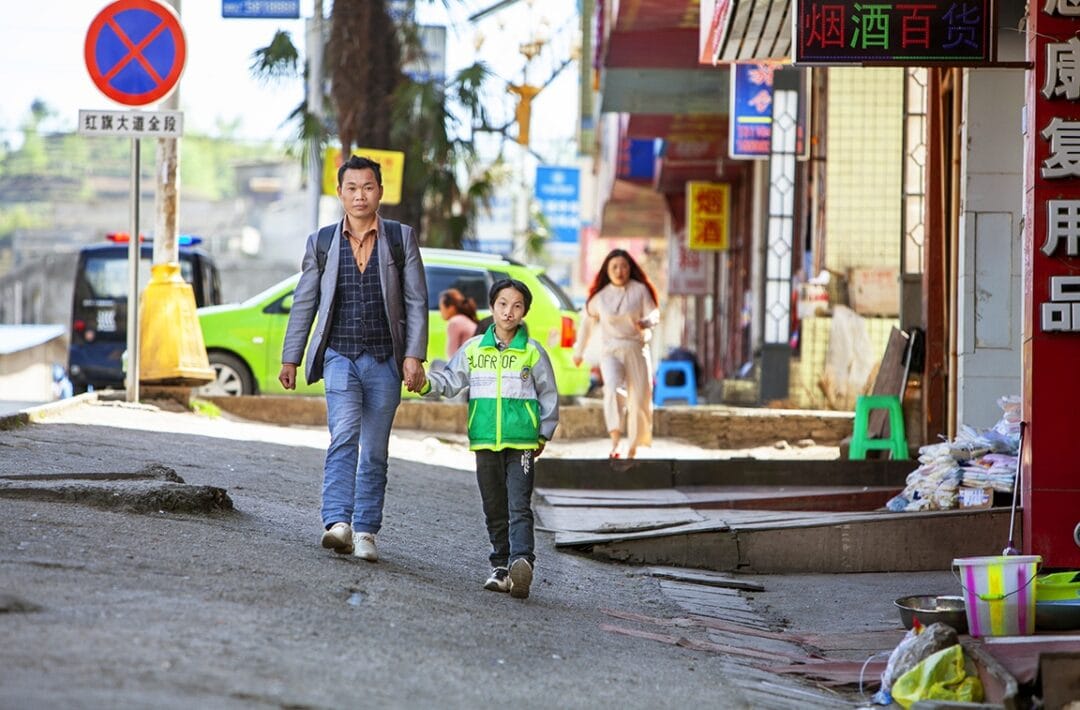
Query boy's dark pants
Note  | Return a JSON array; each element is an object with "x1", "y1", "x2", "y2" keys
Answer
[{"x1": 474, "y1": 449, "x2": 536, "y2": 568}]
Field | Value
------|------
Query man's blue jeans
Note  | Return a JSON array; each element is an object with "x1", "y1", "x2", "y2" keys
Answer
[
  {"x1": 474, "y1": 449, "x2": 536, "y2": 568},
  {"x1": 321, "y1": 348, "x2": 401, "y2": 533}
]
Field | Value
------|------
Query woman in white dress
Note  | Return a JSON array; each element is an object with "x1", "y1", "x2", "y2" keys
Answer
[{"x1": 573, "y1": 249, "x2": 659, "y2": 459}]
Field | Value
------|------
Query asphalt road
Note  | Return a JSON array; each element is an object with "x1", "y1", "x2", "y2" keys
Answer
[{"x1": 0, "y1": 402, "x2": 766, "y2": 709}]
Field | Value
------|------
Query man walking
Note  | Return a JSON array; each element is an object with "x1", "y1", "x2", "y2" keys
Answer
[{"x1": 279, "y1": 155, "x2": 428, "y2": 562}]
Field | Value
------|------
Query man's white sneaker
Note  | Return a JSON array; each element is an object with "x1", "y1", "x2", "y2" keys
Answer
[
  {"x1": 483, "y1": 567, "x2": 511, "y2": 593},
  {"x1": 509, "y1": 558, "x2": 533, "y2": 599},
  {"x1": 353, "y1": 532, "x2": 379, "y2": 562},
  {"x1": 320, "y1": 522, "x2": 354, "y2": 555}
]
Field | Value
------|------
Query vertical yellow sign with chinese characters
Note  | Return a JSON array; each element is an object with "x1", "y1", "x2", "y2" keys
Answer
[
  {"x1": 687, "y1": 181, "x2": 730, "y2": 250},
  {"x1": 323, "y1": 147, "x2": 405, "y2": 205}
]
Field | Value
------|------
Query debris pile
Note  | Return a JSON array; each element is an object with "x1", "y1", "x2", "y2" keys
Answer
[{"x1": 886, "y1": 396, "x2": 1021, "y2": 512}]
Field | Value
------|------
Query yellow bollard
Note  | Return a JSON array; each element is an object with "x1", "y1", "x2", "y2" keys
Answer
[{"x1": 139, "y1": 262, "x2": 214, "y2": 385}]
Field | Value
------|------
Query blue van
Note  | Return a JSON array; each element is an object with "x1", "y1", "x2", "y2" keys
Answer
[{"x1": 68, "y1": 235, "x2": 221, "y2": 393}]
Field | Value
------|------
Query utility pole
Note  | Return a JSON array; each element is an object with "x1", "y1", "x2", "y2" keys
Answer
[
  {"x1": 138, "y1": 0, "x2": 213, "y2": 393},
  {"x1": 155, "y1": 0, "x2": 181, "y2": 267},
  {"x1": 306, "y1": 0, "x2": 324, "y2": 231}
]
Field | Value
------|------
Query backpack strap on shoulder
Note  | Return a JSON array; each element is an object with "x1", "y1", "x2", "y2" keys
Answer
[
  {"x1": 383, "y1": 219, "x2": 405, "y2": 279},
  {"x1": 315, "y1": 223, "x2": 337, "y2": 275}
]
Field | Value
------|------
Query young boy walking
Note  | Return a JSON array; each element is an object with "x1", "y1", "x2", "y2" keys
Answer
[{"x1": 420, "y1": 278, "x2": 559, "y2": 599}]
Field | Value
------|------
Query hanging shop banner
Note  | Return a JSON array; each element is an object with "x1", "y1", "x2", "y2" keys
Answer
[
  {"x1": 617, "y1": 138, "x2": 656, "y2": 180},
  {"x1": 729, "y1": 63, "x2": 810, "y2": 160},
  {"x1": 668, "y1": 230, "x2": 711, "y2": 295},
  {"x1": 793, "y1": 0, "x2": 996, "y2": 66},
  {"x1": 686, "y1": 181, "x2": 730, "y2": 251},
  {"x1": 322, "y1": 147, "x2": 405, "y2": 205}
]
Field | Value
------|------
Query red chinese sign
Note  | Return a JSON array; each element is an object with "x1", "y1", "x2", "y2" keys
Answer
[
  {"x1": 794, "y1": 0, "x2": 995, "y2": 65},
  {"x1": 1023, "y1": 2, "x2": 1080, "y2": 567}
]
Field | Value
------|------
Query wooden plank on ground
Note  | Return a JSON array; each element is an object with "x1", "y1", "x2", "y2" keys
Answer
[
  {"x1": 553, "y1": 518, "x2": 732, "y2": 547},
  {"x1": 601, "y1": 607, "x2": 796, "y2": 642},
  {"x1": 762, "y1": 659, "x2": 887, "y2": 687},
  {"x1": 535, "y1": 505, "x2": 702, "y2": 533},
  {"x1": 536, "y1": 488, "x2": 688, "y2": 507},
  {"x1": 799, "y1": 629, "x2": 907, "y2": 653},
  {"x1": 644, "y1": 566, "x2": 766, "y2": 591},
  {"x1": 599, "y1": 624, "x2": 816, "y2": 664},
  {"x1": 695, "y1": 509, "x2": 835, "y2": 526},
  {"x1": 979, "y1": 637, "x2": 1080, "y2": 685},
  {"x1": 540, "y1": 485, "x2": 899, "y2": 512},
  {"x1": 659, "y1": 579, "x2": 768, "y2": 628},
  {"x1": 746, "y1": 681, "x2": 846, "y2": 708},
  {"x1": 676, "y1": 485, "x2": 897, "y2": 502},
  {"x1": 588, "y1": 529, "x2": 742, "y2": 570}
]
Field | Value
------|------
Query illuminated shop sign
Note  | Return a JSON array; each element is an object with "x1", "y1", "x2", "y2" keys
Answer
[
  {"x1": 729, "y1": 63, "x2": 810, "y2": 160},
  {"x1": 793, "y1": 1, "x2": 995, "y2": 65}
]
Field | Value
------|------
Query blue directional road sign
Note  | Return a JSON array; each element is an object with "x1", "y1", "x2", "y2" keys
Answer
[
  {"x1": 222, "y1": 1, "x2": 300, "y2": 19},
  {"x1": 535, "y1": 166, "x2": 581, "y2": 245}
]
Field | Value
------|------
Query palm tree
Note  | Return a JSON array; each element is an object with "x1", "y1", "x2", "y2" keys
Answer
[{"x1": 327, "y1": 0, "x2": 401, "y2": 153}]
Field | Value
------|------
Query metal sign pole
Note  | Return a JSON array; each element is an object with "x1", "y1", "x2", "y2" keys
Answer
[{"x1": 126, "y1": 137, "x2": 141, "y2": 403}]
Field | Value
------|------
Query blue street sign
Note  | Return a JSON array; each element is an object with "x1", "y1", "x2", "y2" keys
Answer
[
  {"x1": 223, "y1": 0, "x2": 300, "y2": 19},
  {"x1": 535, "y1": 166, "x2": 581, "y2": 245}
]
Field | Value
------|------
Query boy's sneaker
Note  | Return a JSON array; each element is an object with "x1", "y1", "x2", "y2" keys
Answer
[
  {"x1": 320, "y1": 522, "x2": 353, "y2": 555},
  {"x1": 483, "y1": 567, "x2": 511, "y2": 593},
  {"x1": 508, "y1": 558, "x2": 533, "y2": 599},
  {"x1": 352, "y1": 532, "x2": 378, "y2": 562}
]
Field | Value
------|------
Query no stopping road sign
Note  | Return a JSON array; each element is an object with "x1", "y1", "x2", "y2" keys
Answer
[{"x1": 84, "y1": 0, "x2": 187, "y2": 106}]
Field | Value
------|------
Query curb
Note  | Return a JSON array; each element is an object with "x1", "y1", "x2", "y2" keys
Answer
[{"x1": 0, "y1": 392, "x2": 99, "y2": 431}]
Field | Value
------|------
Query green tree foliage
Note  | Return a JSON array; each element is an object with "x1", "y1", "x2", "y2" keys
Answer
[
  {"x1": 181, "y1": 118, "x2": 276, "y2": 200},
  {"x1": 389, "y1": 63, "x2": 500, "y2": 248},
  {"x1": 250, "y1": 29, "x2": 300, "y2": 80},
  {"x1": 6, "y1": 100, "x2": 53, "y2": 176},
  {"x1": 0, "y1": 99, "x2": 275, "y2": 203},
  {"x1": 0, "y1": 205, "x2": 46, "y2": 240}
]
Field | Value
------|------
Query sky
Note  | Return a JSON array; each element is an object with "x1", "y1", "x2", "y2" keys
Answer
[{"x1": 0, "y1": 0, "x2": 581, "y2": 156}]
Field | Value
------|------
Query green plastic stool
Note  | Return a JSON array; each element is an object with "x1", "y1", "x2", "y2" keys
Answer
[{"x1": 849, "y1": 394, "x2": 909, "y2": 460}]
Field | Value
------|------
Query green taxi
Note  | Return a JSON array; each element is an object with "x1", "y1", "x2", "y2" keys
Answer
[{"x1": 196, "y1": 248, "x2": 589, "y2": 397}]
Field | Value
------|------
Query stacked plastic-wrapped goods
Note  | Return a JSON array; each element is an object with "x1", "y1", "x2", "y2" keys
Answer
[{"x1": 886, "y1": 396, "x2": 1021, "y2": 512}]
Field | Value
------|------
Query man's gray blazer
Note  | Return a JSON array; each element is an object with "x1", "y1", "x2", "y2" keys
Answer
[{"x1": 281, "y1": 218, "x2": 428, "y2": 385}]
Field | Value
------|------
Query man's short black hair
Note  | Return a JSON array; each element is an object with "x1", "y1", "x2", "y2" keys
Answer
[
  {"x1": 488, "y1": 278, "x2": 533, "y2": 314},
  {"x1": 337, "y1": 155, "x2": 383, "y2": 188}
]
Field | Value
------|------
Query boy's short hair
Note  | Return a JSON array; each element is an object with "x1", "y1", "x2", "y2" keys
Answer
[
  {"x1": 337, "y1": 155, "x2": 383, "y2": 188},
  {"x1": 488, "y1": 278, "x2": 533, "y2": 314}
]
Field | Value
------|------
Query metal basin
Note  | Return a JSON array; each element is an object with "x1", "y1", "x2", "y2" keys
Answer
[
  {"x1": 894, "y1": 595, "x2": 969, "y2": 634},
  {"x1": 1036, "y1": 600, "x2": 1080, "y2": 631}
]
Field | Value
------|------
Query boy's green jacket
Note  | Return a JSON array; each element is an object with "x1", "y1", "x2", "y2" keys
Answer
[{"x1": 423, "y1": 326, "x2": 560, "y2": 450}]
